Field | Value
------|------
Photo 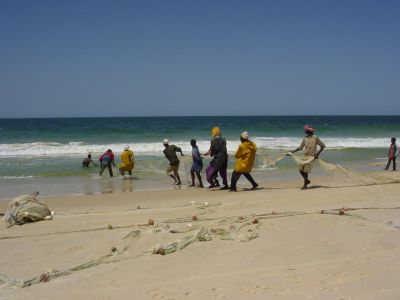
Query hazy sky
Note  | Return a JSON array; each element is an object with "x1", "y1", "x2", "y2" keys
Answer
[{"x1": 0, "y1": 0, "x2": 399, "y2": 118}]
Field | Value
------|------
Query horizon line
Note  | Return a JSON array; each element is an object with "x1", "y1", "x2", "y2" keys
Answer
[{"x1": 1, "y1": 114, "x2": 400, "y2": 120}]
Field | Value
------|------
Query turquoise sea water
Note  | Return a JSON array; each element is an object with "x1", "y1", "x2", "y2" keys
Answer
[{"x1": 0, "y1": 116, "x2": 399, "y2": 199}]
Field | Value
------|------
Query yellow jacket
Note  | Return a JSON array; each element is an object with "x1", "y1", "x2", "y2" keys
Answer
[
  {"x1": 119, "y1": 150, "x2": 134, "y2": 171},
  {"x1": 234, "y1": 140, "x2": 257, "y2": 173}
]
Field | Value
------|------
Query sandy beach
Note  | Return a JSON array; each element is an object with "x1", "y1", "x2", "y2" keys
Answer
[
  {"x1": 1, "y1": 173, "x2": 400, "y2": 300},
  {"x1": 2, "y1": 0, "x2": 399, "y2": 298}
]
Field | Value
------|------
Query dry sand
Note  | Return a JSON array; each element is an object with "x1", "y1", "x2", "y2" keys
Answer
[{"x1": 1, "y1": 175, "x2": 400, "y2": 299}]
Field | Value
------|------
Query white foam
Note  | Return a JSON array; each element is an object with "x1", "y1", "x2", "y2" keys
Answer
[
  {"x1": 0, "y1": 137, "x2": 388, "y2": 157},
  {"x1": 0, "y1": 175, "x2": 36, "y2": 179}
]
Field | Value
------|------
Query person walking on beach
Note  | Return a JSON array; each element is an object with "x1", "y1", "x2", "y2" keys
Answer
[
  {"x1": 119, "y1": 146, "x2": 134, "y2": 175},
  {"x1": 290, "y1": 125, "x2": 325, "y2": 189},
  {"x1": 82, "y1": 154, "x2": 97, "y2": 167},
  {"x1": 190, "y1": 139, "x2": 204, "y2": 188},
  {"x1": 384, "y1": 137, "x2": 398, "y2": 171},
  {"x1": 163, "y1": 139, "x2": 183, "y2": 185},
  {"x1": 204, "y1": 127, "x2": 229, "y2": 190},
  {"x1": 99, "y1": 149, "x2": 115, "y2": 177},
  {"x1": 230, "y1": 132, "x2": 258, "y2": 191}
]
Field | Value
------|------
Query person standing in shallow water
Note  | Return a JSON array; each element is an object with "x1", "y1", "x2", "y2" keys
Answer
[
  {"x1": 190, "y1": 139, "x2": 204, "y2": 188},
  {"x1": 204, "y1": 127, "x2": 229, "y2": 190},
  {"x1": 119, "y1": 146, "x2": 134, "y2": 175},
  {"x1": 99, "y1": 149, "x2": 115, "y2": 177},
  {"x1": 82, "y1": 154, "x2": 97, "y2": 167},
  {"x1": 290, "y1": 125, "x2": 325, "y2": 189},
  {"x1": 163, "y1": 139, "x2": 183, "y2": 185},
  {"x1": 384, "y1": 137, "x2": 398, "y2": 171},
  {"x1": 230, "y1": 131, "x2": 258, "y2": 191}
]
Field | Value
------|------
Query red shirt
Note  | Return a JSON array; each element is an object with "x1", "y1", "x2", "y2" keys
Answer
[
  {"x1": 99, "y1": 151, "x2": 114, "y2": 162},
  {"x1": 389, "y1": 144, "x2": 397, "y2": 159}
]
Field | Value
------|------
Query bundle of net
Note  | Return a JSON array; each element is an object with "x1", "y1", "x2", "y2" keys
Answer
[{"x1": 3, "y1": 192, "x2": 53, "y2": 227}]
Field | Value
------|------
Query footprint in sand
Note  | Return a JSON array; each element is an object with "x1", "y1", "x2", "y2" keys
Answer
[
  {"x1": 210, "y1": 287, "x2": 226, "y2": 299},
  {"x1": 145, "y1": 288, "x2": 178, "y2": 300},
  {"x1": 240, "y1": 284, "x2": 271, "y2": 295}
]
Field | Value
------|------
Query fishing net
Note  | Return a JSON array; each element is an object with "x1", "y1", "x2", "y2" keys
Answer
[
  {"x1": 3, "y1": 192, "x2": 52, "y2": 227},
  {"x1": 134, "y1": 158, "x2": 166, "y2": 174},
  {"x1": 2, "y1": 199, "x2": 400, "y2": 289},
  {"x1": 0, "y1": 229, "x2": 143, "y2": 288},
  {"x1": 287, "y1": 153, "x2": 400, "y2": 186},
  {"x1": 317, "y1": 159, "x2": 400, "y2": 186},
  {"x1": 133, "y1": 156, "x2": 194, "y2": 184},
  {"x1": 180, "y1": 156, "x2": 195, "y2": 184},
  {"x1": 0, "y1": 213, "x2": 260, "y2": 289},
  {"x1": 152, "y1": 220, "x2": 260, "y2": 255},
  {"x1": 256, "y1": 153, "x2": 287, "y2": 168},
  {"x1": 249, "y1": 149, "x2": 400, "y2": 186}
]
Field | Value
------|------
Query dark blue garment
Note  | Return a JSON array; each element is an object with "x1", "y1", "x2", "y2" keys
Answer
[{"x1": 191, "y1": 146, "x2": 203, "y2": 172}]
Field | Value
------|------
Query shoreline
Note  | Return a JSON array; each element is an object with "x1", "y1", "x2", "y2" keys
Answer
[{"x1": 0, "y1": 155, "x2": 393, "y2": 201}]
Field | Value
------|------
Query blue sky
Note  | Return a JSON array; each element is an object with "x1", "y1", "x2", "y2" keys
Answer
[{"x1": 0, "y1": 0, "x2": 399, "y2": 117}]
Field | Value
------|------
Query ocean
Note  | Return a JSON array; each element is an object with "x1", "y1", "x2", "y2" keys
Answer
[{"x1": 0, "y1": 116, "x2": 398, "y2": 199}]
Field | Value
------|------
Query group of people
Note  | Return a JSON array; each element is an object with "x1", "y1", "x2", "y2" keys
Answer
[
  {"x1": 82, "y1": 125, "x2": 398, "y2": 190},
  {"x1": 82, "y1": 146, "x2": 134, "y2": 177},
  {"x1": 162, "y1": 128, "x2": 260, "y2": 191},
  {"x1": 162, "y1": 125, "x2": 326, "y2": 191}
]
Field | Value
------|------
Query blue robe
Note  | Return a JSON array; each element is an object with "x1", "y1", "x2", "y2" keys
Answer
[{"x1": 191, "y1": 146, "x2": 203, "y2": 172}]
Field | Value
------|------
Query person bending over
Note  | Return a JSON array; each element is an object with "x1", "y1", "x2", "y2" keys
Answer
[
  {"x1": 82, "y1": 154, "x2": 97, "y2": 167},
  {"x1": 99, "y1": 149, "x2": 115, "y2": 177},
  {"x1": 119, "y1": 146, "x2": 134, "y2": 175}
]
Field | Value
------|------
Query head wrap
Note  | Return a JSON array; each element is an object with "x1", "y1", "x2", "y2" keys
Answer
[
  {"x1": 124, "y1": 146, "x2": 130, "y2": 150},
  {"x1": 163, "y1": 139, "x2": 169, "y2": 145},
  {"x1": 240, "y1": 131, "x2": 249, "y2": 139},
  {"x1": 303, "y1": 125, "x2": 315, "y2": 133},
  {"x1": 211, "y1": 127, "x2": 221, "y2": 138}
]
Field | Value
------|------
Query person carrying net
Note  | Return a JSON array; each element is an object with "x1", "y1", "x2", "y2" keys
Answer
[{"x1": 289, "y1": 125, "x2": 325, "y2": 189}]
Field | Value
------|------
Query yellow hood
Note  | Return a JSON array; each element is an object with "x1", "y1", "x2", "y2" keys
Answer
[
  {"x1": 211, "y1": 127, "x2": 221, "y2": 138},
  {"x1": 234, "y1": 140, "x2": 257, "y2": 173}
]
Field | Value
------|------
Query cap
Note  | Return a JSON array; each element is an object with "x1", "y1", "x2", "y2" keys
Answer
[
  {"x1": 303, "y1": 125, "x2": 315, "y2": 133},
  {"x1": 240, "y1": 131, "x2": 249, "y2": 139}
]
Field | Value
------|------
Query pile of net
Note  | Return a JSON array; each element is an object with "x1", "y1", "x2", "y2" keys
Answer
[{"x1": 3, "y1": 192, "x2": 53, "y2": 227}]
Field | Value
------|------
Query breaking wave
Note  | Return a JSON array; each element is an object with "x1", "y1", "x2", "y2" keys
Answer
[{"x1": 0, "y1": 137, "x2": 388, "y2": 157}]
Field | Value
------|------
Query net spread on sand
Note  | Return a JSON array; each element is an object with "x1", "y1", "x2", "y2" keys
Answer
[
  {"x1": 0, "y1": 211, "x2": 262, "y2": 288},
  {"x1": 2, "y1": 203, "x2": 400, "y2": 289}
]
